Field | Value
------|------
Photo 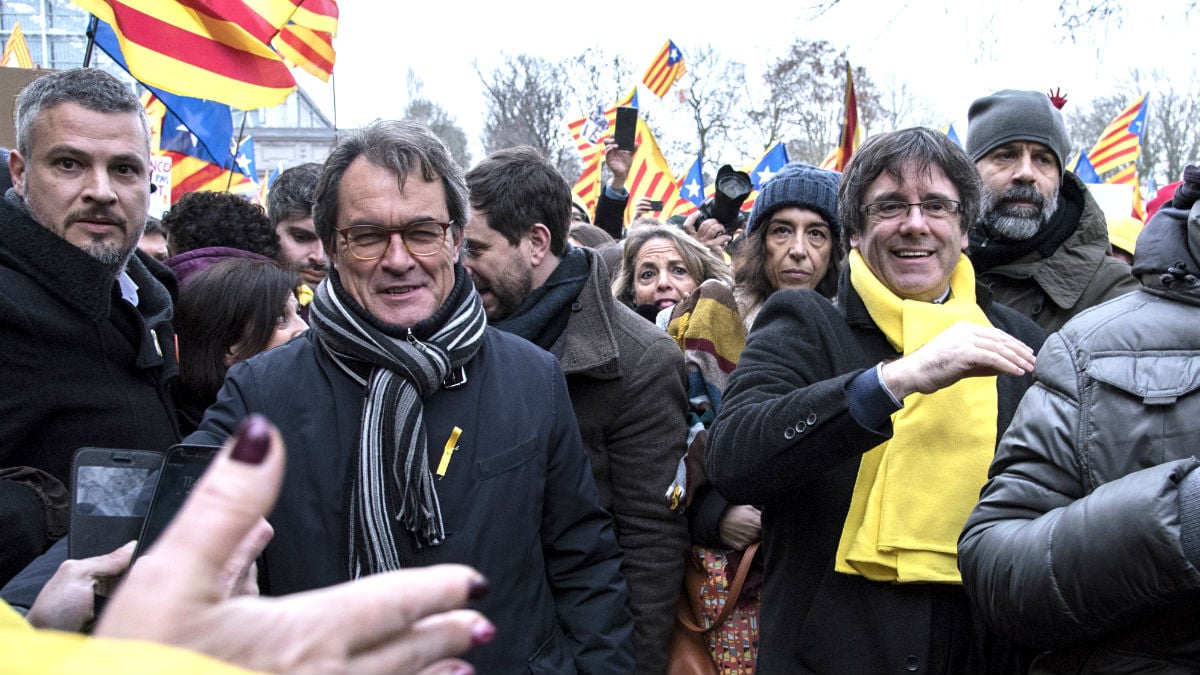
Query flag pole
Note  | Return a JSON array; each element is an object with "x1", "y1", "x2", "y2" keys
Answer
[
  {"x1": 82, "y1": 15, "x2": 97, "y2": 67},
  {"x1": 227, "y1": 110, "x2": 249, "y2": 192},
  {"x1": 330, "y1": 70, "x2": 338, "y2": 130}
]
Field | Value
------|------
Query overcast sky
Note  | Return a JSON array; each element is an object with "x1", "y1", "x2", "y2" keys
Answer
[{"x1": 298, "y1": 0, "x2": 1196, "y2": 158}]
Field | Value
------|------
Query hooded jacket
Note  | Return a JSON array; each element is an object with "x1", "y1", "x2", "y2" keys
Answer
[{"x1": 960, "y1": 194, "x2": 1200, "y2": 674}]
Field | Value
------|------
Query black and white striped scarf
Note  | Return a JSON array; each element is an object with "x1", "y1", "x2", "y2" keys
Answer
[{"x1": 308, "y1": 263, "x2": 485, "y2": 576}]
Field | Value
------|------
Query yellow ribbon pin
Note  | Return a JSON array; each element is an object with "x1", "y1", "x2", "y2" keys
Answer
[{"x1": 436, "y1": 427, "x2": 462, "y2": 479}]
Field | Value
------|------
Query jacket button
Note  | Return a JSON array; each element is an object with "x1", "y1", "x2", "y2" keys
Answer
[
  {"x1": 783, "y1": 427, "x2": 796, "y2": 440},
  {"x1": 571, "y1": 301, "x2": 583, "y2": 311},
  {"x1": 904, "y1": 655, "x2": 920, "y2": 671},
  {"x1": 807, "y1": 412, "x2": 817, "y2": 425},
  {"x1": 794, "y1": 421, "x2": 806, "y2": 434}
]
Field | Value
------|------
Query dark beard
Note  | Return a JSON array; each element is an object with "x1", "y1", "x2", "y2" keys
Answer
[
  {"x1": 980, "y1": 184, "x2": 1059, "y2": 242},
  {"x1": 485, "y1": 265, "x2": 533, "y2": 321}
]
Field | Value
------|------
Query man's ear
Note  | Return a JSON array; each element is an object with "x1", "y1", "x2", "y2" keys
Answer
[
  {"x1": 527, "y1": 223, "x2": 553, "y2": 267},
  {"x1": 449, "y1": 227, "x2": 462, "y2": 263},
  {"x1": 9, "y1": 150, "x2": 26, "y2": 198}
]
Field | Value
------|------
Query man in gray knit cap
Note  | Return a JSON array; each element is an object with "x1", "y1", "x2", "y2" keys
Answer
[{"x1": 966, "y1": 89, "x2": 1137, "y2": 333}]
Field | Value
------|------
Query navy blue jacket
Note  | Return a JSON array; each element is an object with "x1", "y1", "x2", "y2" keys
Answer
[{"x1": 188, "y1": 327, "x2": 634, "y2": 675}]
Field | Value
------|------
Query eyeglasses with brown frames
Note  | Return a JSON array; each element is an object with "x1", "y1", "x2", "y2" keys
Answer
[{"x1": 335, "y1": 221, "x2": 453, "y2": 260}]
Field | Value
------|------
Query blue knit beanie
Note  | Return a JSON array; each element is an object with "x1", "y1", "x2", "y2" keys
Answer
[
  {"x1": 966, "y1": 90, "x2": 1072, "y2": 173},
  {"x1": 745, "y1": 162, "x2": 842, "y2": 245}
]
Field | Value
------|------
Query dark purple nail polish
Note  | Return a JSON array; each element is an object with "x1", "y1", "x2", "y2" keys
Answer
[
  {"x1": 231, "y1": 415, "x2": 271, "y2": 465},
  {"x1": 470, "y1": 619, "x2": 495, "y2": 646},
  {"x1": 467, "y1": 576, "x2": 489, "y2": 600}
]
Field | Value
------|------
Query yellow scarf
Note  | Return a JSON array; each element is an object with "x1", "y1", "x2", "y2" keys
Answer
[
  {"x1": 296, "y1": 283, "x2": 314, "y2": 307},
  {"x1": 834, "y1": 250, "x2": 997, "y2": 584}
]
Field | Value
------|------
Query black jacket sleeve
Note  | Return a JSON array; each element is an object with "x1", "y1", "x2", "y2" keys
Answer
[{"x1": 594, "y1": 188, "x2": 628, "y2": 240}]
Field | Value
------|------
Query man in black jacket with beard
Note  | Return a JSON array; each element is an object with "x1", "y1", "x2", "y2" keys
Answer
[
  {"x1": 0, "y1": 68, "x2": 179, "y2": 582},
  {"x1": 966, "y1": 89, "x2": 1138, "y2": 333}
]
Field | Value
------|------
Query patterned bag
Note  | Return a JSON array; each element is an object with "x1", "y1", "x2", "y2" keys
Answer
[{"x1": 670, "y1": 543, "x2": 761, "y2": 675}]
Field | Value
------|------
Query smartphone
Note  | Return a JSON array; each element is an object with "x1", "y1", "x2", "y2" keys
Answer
[
  {"x1": 614, "y1": 106, "x2": 638, "y2": 151},
  {"x1": 648, "y1": 200, "x2": 664, "y2": 211},
  {"x1": 70, "y1": 447, "x2": 163, "y2": 561},
  {"x1": 134, "y1": 444, "x2": 219, "y2": 560}
]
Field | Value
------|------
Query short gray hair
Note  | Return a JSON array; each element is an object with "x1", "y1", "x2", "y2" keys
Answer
[
  {"x1": 15, "y1": 68, "x2": 148, "y2": 159},
  {"x1": 313, "y1": 120, "x2": 468, "y2": 253}
]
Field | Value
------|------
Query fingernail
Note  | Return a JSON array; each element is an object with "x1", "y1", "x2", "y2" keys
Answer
[
  {"x1": 231, "y1": 415, "x2": 271, "y2": 465},
  {"x1": 470, "y1": 619, "x2": 495, "y2": 646},
  {"x1": 452, "y1": 665, "x2": 475, "y2": 675},
  {"x1": 467, "y1": 576, "x2": 489, "y2": 600}
]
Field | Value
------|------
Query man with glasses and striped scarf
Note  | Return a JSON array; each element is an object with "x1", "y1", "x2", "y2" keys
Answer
[{"x1": 187, "y1": 120, "x2": 635, "y2": 675}]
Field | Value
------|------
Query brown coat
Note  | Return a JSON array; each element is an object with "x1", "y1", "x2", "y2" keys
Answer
[{"x1": 550, "y1": 248, "x2": 690, "y2": 675}]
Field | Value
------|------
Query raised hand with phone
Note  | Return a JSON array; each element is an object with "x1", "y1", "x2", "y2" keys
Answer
[{"x1": 9, "y1": 416, "x2": 493, "y2": 675}]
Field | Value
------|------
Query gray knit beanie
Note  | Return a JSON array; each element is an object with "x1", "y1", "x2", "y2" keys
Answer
[
  {"x1": 966, "y1": 90, "x2": 1071, "y2": 173},
  {"x1": 745, "y1": 162, "x2": 842, "y2": 244}
]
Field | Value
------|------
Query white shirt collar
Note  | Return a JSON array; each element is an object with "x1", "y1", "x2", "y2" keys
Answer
[{"x1": 117, "y1": 269, "x2": 140, "y2": 306}]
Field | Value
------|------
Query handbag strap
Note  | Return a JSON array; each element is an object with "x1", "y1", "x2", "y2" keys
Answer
[{"x1": 676, "y1": 541, "x2": 760, "y2": 634}]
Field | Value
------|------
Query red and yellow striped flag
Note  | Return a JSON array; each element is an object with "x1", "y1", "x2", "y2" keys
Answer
[
  {"x1": 826, "y1": 62, "x2": 861, "y2": 172},
  {"x1": 624, "y1": 119, "x2": 683, "y2": 220},
  {"x1": 0, "y1": 21, "x2": 34, "y2": 68},
  {"x1": 163, "y1": 150, "x2": 257, "y2": 203},
  {"x1": 273, "y1": 23, "x2": 334, "y2": 81},
  {"x1": 72, "y1": 0, "x2": 297, "y2": 109},
  {"x1": 568, "y1": 88, "x2": 637, "y2": 215},
  {"x1": 289, "y1": 0, "x2": 338, "y2": 33},
  {"x1": 1088, "y1": 94, "x2": 1148, "y2": 176},
  {"x1": 641, "y1": 39, "x2": 686, "y2": 98}
]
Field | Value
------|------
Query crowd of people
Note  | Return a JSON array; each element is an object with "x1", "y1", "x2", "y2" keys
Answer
[{"x1": 1, "y1": 66, "x2": 1198, "y2": 675}]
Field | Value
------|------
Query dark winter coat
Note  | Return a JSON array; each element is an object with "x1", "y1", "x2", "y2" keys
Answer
[
  {"x1": 187, "y1": 327, "x2": 635, "y2": 675},
  {"x1": 546, "y1": 248, "x2": 689, "y2": 675},
  {"x1": 0, "y1": 194, "x2": 179, "y2": 487},
  {"x1": 960, "y1": 198, "x2": 1200, "y2": 674},
  {"x1": 706, "y1": 268, "x2": 1044, "y2": 674}
]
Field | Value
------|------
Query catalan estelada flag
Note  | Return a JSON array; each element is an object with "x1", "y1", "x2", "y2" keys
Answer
[
  {"x1": 943, "y1": 123, "x2": 963, "y2": 148},
  {"x1": 642, "y1": 39, "x2": 686, "y2": 98},
  {"x1": 1087, "y1": 94, "x2": 1149, "y2": 220},
  {"x1": 1069, "y1": 150, "x2": 1102, "y2": 184},
  {"x1": 677, "y1": 143, "x2": 789, "y2": 218},
  {"x1": 258, "y1": 162, "x2": 282, "y2": 206},
  {"x1": 164, "y1": 150, "x2": 257, "y2": 202},
  {"x1": 740, "y1": 142, "x2": 789, "y2": 214},
  {"x1": 0, "y1": 21, "x2": 34, "y2": 68},
  {"x1": 824, "y1": 63, "x2": 861, "y2": 172},
  {"x1": 623, "y1": 118, "x2": 683, "y2": 220},
  {"x1": 73, "y1": 0, "x2": 296, "y2": 109},
  {"x1": 678, "y1": 156, "x2": 705, "y2": 209},
  {"x1": 161, "y1": 130, "x2": 257, "y2": 204},
  {"x1": 567, "y1": 88, "x2": 638, "y2": 215},
  {"x1": 1087, "y1": 94, "x2": 1148, "y2": 177},
  {"x1": 273, "y1": 22, "x2": 334, "y2": 81}
]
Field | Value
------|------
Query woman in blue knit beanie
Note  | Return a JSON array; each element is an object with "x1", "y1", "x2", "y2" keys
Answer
[{"x1": 732, "y1": 162, "x2": 843, "y2": 327}]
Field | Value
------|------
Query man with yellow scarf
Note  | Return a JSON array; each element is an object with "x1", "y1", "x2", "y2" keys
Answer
[{"x1": 706, "y1": 127, "x2": 1045, "y2": 674}]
